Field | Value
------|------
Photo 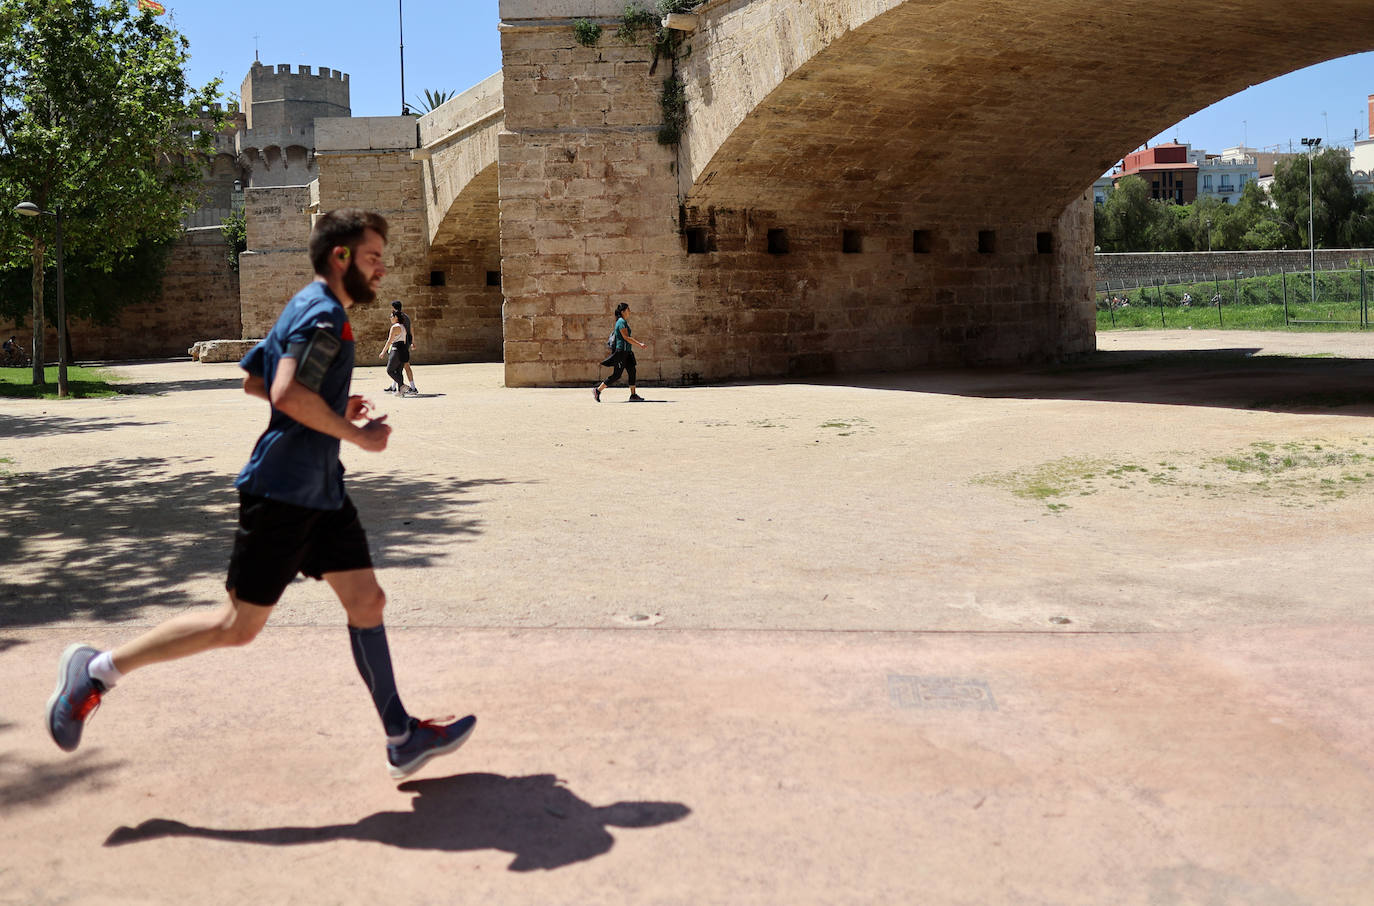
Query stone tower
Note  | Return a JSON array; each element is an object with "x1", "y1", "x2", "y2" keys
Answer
[{"x1": 237, "y1": 62, "x2": 351, "y2": 188}]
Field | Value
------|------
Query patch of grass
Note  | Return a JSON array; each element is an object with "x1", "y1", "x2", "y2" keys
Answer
[
  {"x1": 978, "y1": 439, "x2": 1374, "y2": 510},
  {"x1": 1096, "y1": 303, "x2": 1373, "y2": 331},
  {"x1": 819, "y1": 417, "x2": 871, "y2": 437},
  {"x1": 975, "y1": 456, "x2": 1112, "y2": 510},
  {"x1": 0, "y1": 366, "x2": 124, "y2": 399},
  {"x1": 1213, "y1": 441, "x2": 1369, "y2": 475}
]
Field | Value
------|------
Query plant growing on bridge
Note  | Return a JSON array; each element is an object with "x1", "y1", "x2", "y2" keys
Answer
[
  {"x1": 573, "y1": 18, "x2": 603, "y2": 46},
  {"x1": 615, "y1": 2, "x2": 697, "y2": 144},
  {"x1": 0, "y1": 0, "x2": 223, "y2": 386},
  {"x1": 617, "y1": 1, "x2": 696, "y2": 57},
  {"x1": 658, "y1": 75, "x2": 687, "y2": 145}
]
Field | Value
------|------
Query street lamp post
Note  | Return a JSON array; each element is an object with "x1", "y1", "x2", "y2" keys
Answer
[
  {"x1": 14, "y1": 201, "x2": 68, "y2": 397},
  {"x1": 1205, "y1": 218, "x2": 1212, "y2": 253},
  {"x1": 398, "y1": 0, "x2": 408, "y2": 115},
  {"x1": 1302, "y1": 137, "x2": 1321, "y2": 306}
]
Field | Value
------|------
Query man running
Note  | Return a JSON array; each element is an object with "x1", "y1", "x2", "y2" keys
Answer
[{"x1": 45, "y1": 209, "x2": 475, "y2": 779}]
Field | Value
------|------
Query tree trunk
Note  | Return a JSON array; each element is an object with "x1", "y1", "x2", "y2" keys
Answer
[{"x1": 30, "y1": 240, "x2": 45, "y2": 387}]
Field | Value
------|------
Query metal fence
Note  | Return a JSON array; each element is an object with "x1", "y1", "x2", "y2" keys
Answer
[{"x1": 1096, "y1": 262, "x2": 1370, "y2": 329}]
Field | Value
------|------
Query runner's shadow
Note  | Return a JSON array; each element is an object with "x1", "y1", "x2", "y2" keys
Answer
[{"x1": 104, "y1": 772, "x2": 690, "y2": 871}]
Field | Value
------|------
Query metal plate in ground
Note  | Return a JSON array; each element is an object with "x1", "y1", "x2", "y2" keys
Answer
[{"x1": 887, "y1": 675, "x2": 997, "y2": 711}]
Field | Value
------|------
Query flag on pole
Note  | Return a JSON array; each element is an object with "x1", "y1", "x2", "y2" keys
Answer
[{"x1": 137, "y1": 0, "x2": 166, "y2": 14}]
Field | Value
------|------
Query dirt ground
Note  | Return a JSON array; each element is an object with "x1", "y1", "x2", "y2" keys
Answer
[{"x1": 1, "y1": 329, "x2": 1372, "y2": 904}]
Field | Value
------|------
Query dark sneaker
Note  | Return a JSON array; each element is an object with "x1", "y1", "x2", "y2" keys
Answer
[
  {"x1": 387, "y1": 715, "x2": 476, "y2": 779},
  {"x1": 47, "y1": 644, "x2": 105, "y2": 752},
  {"x1": 628, "y1": 394, "x2": 645, "y2": 402},
  {"x1": 592, "y1": 386, "x2": 601, "y2": 402},
  {"x1": 407, "y1": 384, "x2": 418, "y2": 394},
  {"x1": 384, "y1": 382, "x2": 397, "y2": 392}
]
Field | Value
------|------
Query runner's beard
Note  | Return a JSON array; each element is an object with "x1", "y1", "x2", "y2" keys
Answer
[{"x1": 343, "y1": 259, "x2": 377, "y2": 305}]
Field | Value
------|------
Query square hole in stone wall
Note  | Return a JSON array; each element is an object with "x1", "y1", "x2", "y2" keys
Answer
[
  {"x1": 842, "y1": 229, "x2": 863, "y2": 254},
  {"x1": 913, "y1": 229, "x2": 933, "y2": 254},
  {"x1": 767, "y1": 228, "x2": 790, "y2": 255},
  {"x1": 486, "y1": 270, "x2": 501, "y2": 287},
  {"x1": 429, "y1": 270, "x2": 446, "y2": 286},
  {"x1": 1037, "y1": 231, "x2": 1054, "y2": 254},
  {"x1": 686, "y1": 227, "x2": 709, "y2": 254},
  {"x1": 978, "y1": 231, "x2": 997, "y2": 254}
]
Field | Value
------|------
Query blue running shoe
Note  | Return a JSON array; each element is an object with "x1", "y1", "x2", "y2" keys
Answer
[
  {"x1": 387, "y1": 714, "x2": 476, "y2": 779},
  {"x1": 47, "y1": 644, "x2": 105, "y2": 752}
]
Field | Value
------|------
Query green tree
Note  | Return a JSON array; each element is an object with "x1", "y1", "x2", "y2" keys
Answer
[
  {"x1": 1178, "y1": 195, "x2": 1229, "y2": 252},
  {"x1": 1269, "y1": 147, "x2": 1358, "y2": 251},
  {"x1": 0, "y1": 0, "x2": 221, "y2": 386},
  {"x1": 1095, "y1": 174, "x2": 1180, "y2": 252}
]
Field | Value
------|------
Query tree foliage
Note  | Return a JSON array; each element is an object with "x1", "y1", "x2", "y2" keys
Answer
[
  {"x1": 410, "y1": 88, "x2": 455, "y2": 114},
  {"x1": 1095, "y1": 148, "x2": 1374, "y2": 253},
  {"x1": 0, "y1": 0, "x2": 222, "y2": 377}
]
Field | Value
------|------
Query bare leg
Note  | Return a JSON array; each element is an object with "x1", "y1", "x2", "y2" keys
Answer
[
  {"x1": 325, "y1": 568, "x2": 386, "y2": 628},
  {"x1": 111, "y1": 593, "x2": 273, "y2": 675},
  {"x1": 403, "y1": 362, "x2": 415, "y2": 385}
]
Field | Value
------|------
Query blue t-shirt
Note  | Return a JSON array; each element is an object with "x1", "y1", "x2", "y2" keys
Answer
[
  {"x1": 612, "y1": 317, "x2": 630, "y2": 351},
  {"x1": 235, "y1": 282, "x2": 355, "y2": 510}
]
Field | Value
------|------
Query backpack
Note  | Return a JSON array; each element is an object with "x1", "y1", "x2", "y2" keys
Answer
[{"x1": 606, "y1": 327, "x2": 618, "y2": 349}]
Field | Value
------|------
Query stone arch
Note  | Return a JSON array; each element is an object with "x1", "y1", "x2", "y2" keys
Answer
[
  {"x1": 660, "y1": 0, "x2": 1374, "y2": 375},
  {"x1": 410, "y1": 73, "x2": 505, "y2": 361},
  {"x1": 680, "y1": 0, "x2": 1374, "y2": 219},
  {"x1": 417, "y1": 159, "x2": 503, "y2": 362}
]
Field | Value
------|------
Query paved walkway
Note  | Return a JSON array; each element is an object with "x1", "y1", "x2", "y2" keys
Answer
[{"x1": 2, "y1": 331, "x2": 1372, "y2": 904}]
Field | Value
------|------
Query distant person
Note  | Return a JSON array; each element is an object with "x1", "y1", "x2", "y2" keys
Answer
[
  {"x1": 1181, "y1": 292, "x2": 1193, "y2": 307},
  {"x1": 384, "y1": 300, "x2": 418, "y2": 394},
  {"x1": 45, "y1": 209, "x2": 476, "y2": 779},
  {"x1": 1211, "y1": 292, "x2": 1222, "y2": 307},
  {"x1": 593, "y1": 302, "x2": 648, "y2": 403},
  {"x1": 2, "y1": 335, "x2": 19, "y2": 364},
  {"x1": 379, "y1": 310, "x2": 410, "y2": 397}
]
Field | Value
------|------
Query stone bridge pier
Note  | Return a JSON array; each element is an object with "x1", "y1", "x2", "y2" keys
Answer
[{"x1": 490, "y1": 0, "x2": 1374, "y2": 386}]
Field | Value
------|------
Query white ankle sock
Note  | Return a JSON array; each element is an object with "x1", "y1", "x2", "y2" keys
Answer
[{"x1": 88, "y1": 651, "x2": 122, "y2": 689}]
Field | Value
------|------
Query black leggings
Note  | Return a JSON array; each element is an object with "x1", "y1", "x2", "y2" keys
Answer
[
  {"x1": 386, "y1": 344, "x2": 407, "y2": 386},
  {"x1": 604, "y1": 349, "x2": 636, "y2": 386}
]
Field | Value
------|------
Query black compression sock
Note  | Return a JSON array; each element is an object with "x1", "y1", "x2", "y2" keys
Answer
[{"x1": 348, "y1": 623, "x2": 411, "y2": 739}]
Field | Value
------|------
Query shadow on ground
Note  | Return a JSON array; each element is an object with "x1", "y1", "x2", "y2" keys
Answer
[
  {"x1": 113, "y1": 376, "x2": 247, "y2": 395},
  {"x1": 0, "y1": 457, "x2": 516, "y2": 630},
  {"x1": 104, "y1": 772, "x2": 691, "y2": 871},
  {"x1": 0, "y1": 740, "x2": 125, "y2": 812},
  {"x1": 817, "y1": 350, "x2": 1374, "y2": 416},
  {"x1": 0, "y1": 414, "x2": 161, "y2": 439}
]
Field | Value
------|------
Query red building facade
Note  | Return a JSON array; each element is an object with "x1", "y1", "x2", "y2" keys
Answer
[{"x1": 1116, "y1": 142, "x2": 1197, "y2": 203}]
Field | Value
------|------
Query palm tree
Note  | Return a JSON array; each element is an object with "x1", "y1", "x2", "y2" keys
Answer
[{"x1": 409, "y1": 89, "x2": 455, "y2": 114}]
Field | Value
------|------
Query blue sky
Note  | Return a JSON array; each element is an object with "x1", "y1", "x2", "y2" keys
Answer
[{"x1": 163, "y1": 1, "x2": 1371, "y2": 156}]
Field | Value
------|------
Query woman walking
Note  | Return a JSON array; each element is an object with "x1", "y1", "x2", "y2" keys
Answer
[
  {"x1": 378, "y1": 310, "x2": 410, "y2": 397},
  {"x1": 594, "y1": 302, "x2": 648, "y2": 402}
]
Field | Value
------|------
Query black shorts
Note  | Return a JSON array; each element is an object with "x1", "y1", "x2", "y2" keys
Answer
[
  {"x1": 393, "y1": 341, "x2": 410, "y2": 364},
  {"x1": 225, "y1": 491, "x2": 373, "y2": 605}
]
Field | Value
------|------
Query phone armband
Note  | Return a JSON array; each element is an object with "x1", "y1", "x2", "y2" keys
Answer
[{"x1": 291, "y1": 327, "x2": 342, "y2": 393}]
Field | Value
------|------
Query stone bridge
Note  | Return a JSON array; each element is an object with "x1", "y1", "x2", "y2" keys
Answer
[{"x1": 413, "y1": 0, "x2": 1374, "y2": 385}]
